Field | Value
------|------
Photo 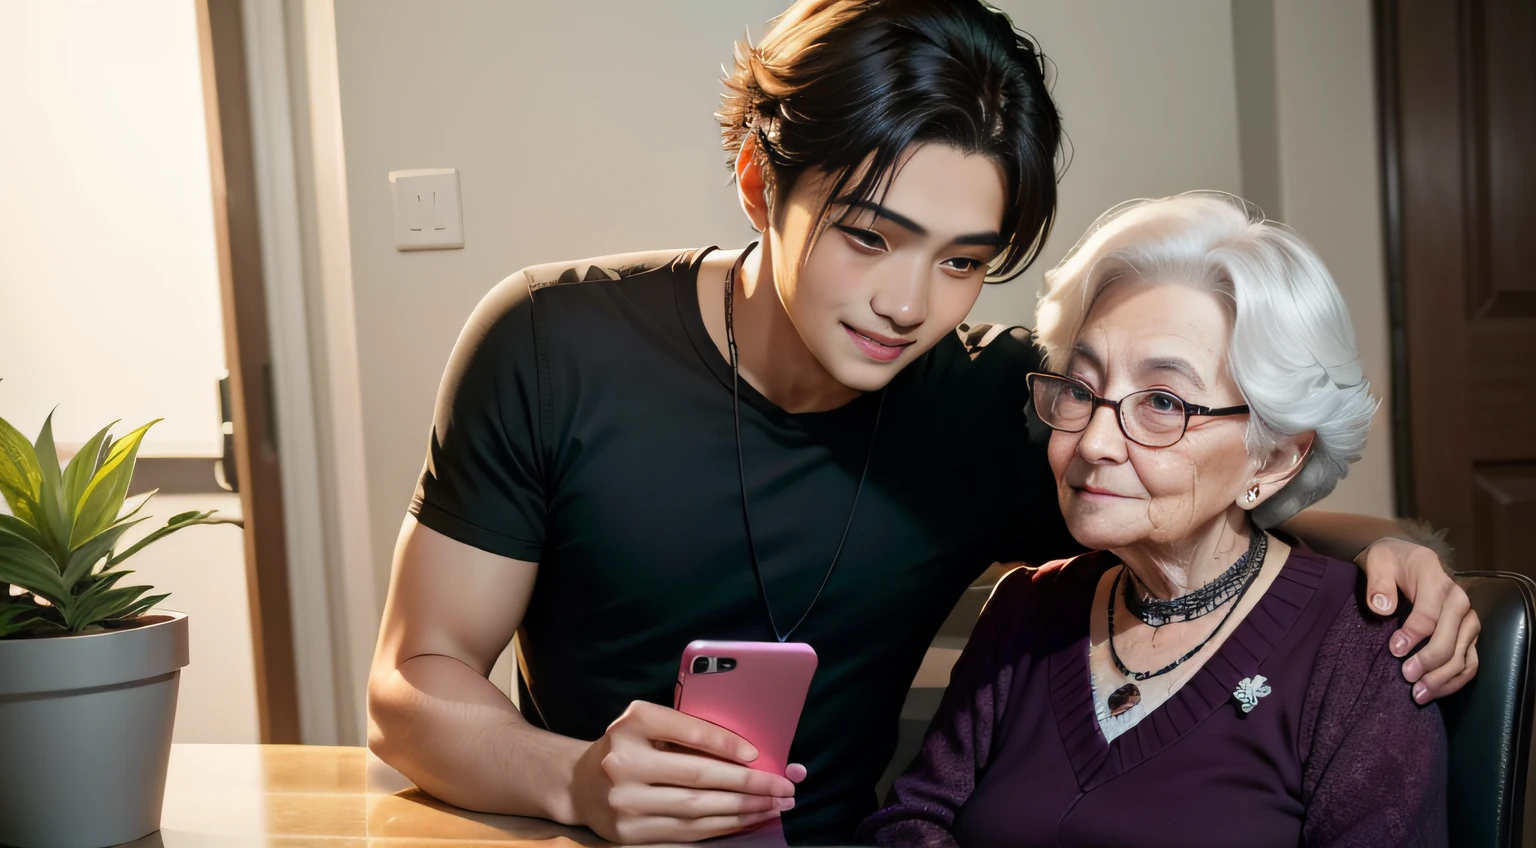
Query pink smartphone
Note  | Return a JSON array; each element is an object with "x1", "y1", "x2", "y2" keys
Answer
[{"x1": 673, "y1": 640, "x2": 818, "y2": 778}]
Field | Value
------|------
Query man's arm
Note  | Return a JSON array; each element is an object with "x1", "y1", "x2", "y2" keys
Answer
[
  {"x1": 367, "y1": 517, "x2": 798, "y2": 843},
  {"x1": 367, "y1": 517, "x2": 580, "y2": 820},
  {"x1": 1280, "y1": 509, "x2": 1479, "y2": 702},
  {"x1": 1278, "y1": 510, "x2": 1453, "y2": 571}
]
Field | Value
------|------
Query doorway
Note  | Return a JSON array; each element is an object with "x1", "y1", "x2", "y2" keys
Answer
[{"x1": 0, "y1": 0, "x2": 295, "y2": 742}]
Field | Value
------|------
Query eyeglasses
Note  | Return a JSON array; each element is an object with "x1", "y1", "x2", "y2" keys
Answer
[{"x1": 1026, "y1": 371, "x2": 1250, "y2": 449}]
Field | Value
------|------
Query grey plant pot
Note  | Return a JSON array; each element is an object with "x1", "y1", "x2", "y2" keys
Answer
[{"x1": 0, "y1": 611, "x2": 188, "y2": 848}]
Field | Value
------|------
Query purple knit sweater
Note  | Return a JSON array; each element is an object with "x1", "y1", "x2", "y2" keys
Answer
[{"x1": 857, "y1": 549, "x2": 1448, "y2": 848}]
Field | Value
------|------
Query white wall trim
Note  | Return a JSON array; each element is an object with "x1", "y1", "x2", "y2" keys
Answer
[
  {"x1": 297, "y1": 0, "x2": 382, "y2": 744},
  {"x1": 240, "y1": 0, "x2": 340, "y2": 744},
  {"x1": 240, "y1": 0, "x2": 380, "y2": 744}
]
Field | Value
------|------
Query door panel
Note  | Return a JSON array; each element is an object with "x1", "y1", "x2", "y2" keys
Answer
[{"x1": 1379, "y1": 0, "x2": 1536, "y2": 575}]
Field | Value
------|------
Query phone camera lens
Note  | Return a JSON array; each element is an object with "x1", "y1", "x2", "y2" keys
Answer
[{"x1": 692, "y1": 657, "x2": 711, "y2": 674}]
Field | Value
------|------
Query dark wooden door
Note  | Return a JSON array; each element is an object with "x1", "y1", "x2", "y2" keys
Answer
[{"x1": 1378, "y1": 0, "x2": 1536, "y2": 574}]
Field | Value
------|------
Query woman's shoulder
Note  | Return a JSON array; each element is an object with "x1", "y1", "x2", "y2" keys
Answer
[
  {"x1": 1273, "y1": 546, "x2": 1418, "y2": 682},
  {"x1": 1294, "y1": 553, "x2": 1447, "y2": 840},
  {"x1": 1294, "y1": 547, "x2": 1431, "y2": 734},
  {"x1": 1279, "y1": 545, "x2": 1377, "y2": 621}
]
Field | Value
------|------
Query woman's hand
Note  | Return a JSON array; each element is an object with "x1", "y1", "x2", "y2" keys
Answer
[{"x1": 1359, "y1": 538, "x2": 1480, "y2": 703}]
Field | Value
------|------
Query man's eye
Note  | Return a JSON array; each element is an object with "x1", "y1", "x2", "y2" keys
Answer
[
  {"x1": 837, "y1": 226, "x2": 887, "y2": 251},
  {"x1": 944, "y1": 257, "x2": 985, "y2": 273}
]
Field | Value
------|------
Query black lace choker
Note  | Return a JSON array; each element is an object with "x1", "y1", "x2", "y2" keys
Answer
[{"x1": 1123, "y1": 529, "x2": 1267, "y2": 627}]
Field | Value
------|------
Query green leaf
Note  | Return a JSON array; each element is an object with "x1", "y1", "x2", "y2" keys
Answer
[
  {"x1": 0, "y1": 513, "x2": 48, "y2": 551},
  {"x1": 65, "y1": 583, "x2": 157, "y2": 631},
  {"x1": 72, "y1": 419, "x2": 159, "y2": 549},
  {"x1": 95, "y1": 433, "x2": 113, "y2": 476},
  {"x1": 0, "y1": 599, "x2": 50, "y2": 639},
  {"x1": 107, "y1": 510, "x2": 239, "y2": 568},
  {"x1": 57, "y1": 565, "x2": 147, "y2": 630},
  {"x1": 65, "y1": 568, "x2": 137, "y2": 615},
  {"x1": 109, "y1": 592, "x2": 168, "y2": 622},
  {"x1": 32, "y1": 412, "x2": 71, "y2": 557},
  {"x1": 62, "y1": 517, "x2": 146, "y2": 587},
  {"x1": 0, "y1": 527, "x2": 67, "y2": 601},
  {"x1": 0, "y1": 413, "x2": 42, "y2": 523},
  {"x1": 79, "y1": 566, "x2": 135, "y2": 593},
  {"x1": 115, "y1": 489, "x2": 159, "y2": 526},
  {"x1": 57, "y1": 570, "x2": 110, "y2": 628},
  {"x1": 61, "y1": 422, "x2": 115, "y2": 518}
]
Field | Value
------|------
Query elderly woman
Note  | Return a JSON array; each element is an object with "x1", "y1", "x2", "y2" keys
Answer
[{"x1": 857, "y1": 192, "x2": 1448, "y2": 847}]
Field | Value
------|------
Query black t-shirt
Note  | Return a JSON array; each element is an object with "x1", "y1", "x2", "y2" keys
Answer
[{"x1": 410, "y1": 246, "x2": 1078, "y2": 842}]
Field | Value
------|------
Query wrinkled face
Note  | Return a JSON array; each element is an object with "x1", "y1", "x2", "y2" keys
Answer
[
  {"x1": 767, "y1": 143, "x2": 1007, "y2": 392},
  {"x1": 1046, "y1": 277, "x2": 1258, "y2": 550}
]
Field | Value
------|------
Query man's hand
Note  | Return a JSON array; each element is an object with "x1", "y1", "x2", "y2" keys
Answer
[
  {"x1": 1359, "y1": 538, "x2": 1480, "y2": 703},
  {"x1": 570, "y1": 700, "x2": 804, "y2": 844}
]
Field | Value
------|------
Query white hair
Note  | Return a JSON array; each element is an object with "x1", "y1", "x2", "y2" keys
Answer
[{"x1": 1033, "y1": 191, "x2": 1378, "y2": 528}]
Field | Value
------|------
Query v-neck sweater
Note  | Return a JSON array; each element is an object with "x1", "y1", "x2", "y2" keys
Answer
[{"x1": 858, "y1": 549, "x2": 1448, "y2": 847}]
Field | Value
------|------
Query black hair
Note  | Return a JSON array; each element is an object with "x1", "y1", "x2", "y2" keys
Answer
[{"x1": 717, "y1": 0, "x2": 1063, "y2": 281}]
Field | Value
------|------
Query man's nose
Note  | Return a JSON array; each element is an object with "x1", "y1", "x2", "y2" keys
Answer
[{"x1": 870, "y1": 262, "x2": 929, "y2": 330}]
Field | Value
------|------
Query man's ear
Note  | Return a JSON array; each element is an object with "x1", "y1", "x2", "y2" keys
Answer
[
  {"x1": 735, "y1": 133, "x2": 772, "y2": 233},
  {"x1": 1240, "y1": 432, "x2": 1316, "y2": 510}
]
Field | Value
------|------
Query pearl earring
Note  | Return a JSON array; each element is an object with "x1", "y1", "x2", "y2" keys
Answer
[{"x1": 1245, "y1": 485, "x2": 1261, "y2": 504}]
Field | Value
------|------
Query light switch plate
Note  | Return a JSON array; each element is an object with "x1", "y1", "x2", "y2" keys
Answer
[{"x1": 389, "y1": 168, "x2": 464, "y2": 250}]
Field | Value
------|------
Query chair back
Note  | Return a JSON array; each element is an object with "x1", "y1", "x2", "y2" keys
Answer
[{"x1": 1444, "y1": 571, "x2": 1536, "y2": 848}]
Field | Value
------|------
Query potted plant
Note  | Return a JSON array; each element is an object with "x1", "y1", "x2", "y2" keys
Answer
[{"x1": 0, "y1": 411, "x2": 237, "y2": 848}]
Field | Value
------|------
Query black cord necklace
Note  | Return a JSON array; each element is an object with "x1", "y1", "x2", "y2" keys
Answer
[
  {"x1": 1123, "y1": 527, "x2": 1266, "y2": 626},
  {"x1": 725, "y1": 243, "x2": 886, "y2": 643},
  {"x1": 1103, "y1": 530, "x2": 1268, "y2": 717}
]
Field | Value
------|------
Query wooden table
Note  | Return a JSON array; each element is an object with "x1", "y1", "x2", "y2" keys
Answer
[{"x1": 124, "y1": 744, "x2": 810, "y2": 847}]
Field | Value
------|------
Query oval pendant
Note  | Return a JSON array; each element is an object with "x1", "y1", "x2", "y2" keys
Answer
[{"x1": 1108, "y1": 683, "x2": 1141, "y2": 717}]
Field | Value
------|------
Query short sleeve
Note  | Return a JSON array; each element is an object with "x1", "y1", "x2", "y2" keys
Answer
[{"x1": 409, "y1": 272, "x2": 549, "y2": 562}]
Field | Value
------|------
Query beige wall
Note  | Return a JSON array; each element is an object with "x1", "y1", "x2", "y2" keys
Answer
[
  {"x1": 1231, "y1": 0, "x2": 1393, "y2": 519},
  {"x1": 330, "y1": 0, "x2": 1268, "y2": 600},
  {"x1": 331, "y1": 0, "x2": 788, "y2": 597},
  {"x1": 0, "y1": 1, "x2": 259, "y2": 742},
  {"x1": 969, "y1": 1, "x2": 1245, "y2": 322},
  {"x1": 1270, "y1": 0, "x2": 1394, "y2": 519}
]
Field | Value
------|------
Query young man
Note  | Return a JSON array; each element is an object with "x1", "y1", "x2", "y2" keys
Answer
[{"x1": 367, "y1": 2, "x2": 1478, "y2": 844}]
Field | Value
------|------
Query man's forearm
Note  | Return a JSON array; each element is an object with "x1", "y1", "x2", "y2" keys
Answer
[
  {"x1": 1279, "y1": 509, "x2": 1453, "y2": 569},
  {"x1": 367, "y1": 653, "x2": 587, "y2": 824}
]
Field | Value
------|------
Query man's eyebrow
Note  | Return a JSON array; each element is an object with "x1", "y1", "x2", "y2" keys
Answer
[
  {"x1": 840, "y1": 199, "x2": 927, "y2": 235},
  {"x1": 838, "y1": 199, "x2": 1002, "y2": 247}
]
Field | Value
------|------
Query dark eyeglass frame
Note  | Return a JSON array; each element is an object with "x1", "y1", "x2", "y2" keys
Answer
[{"x1": 1026, "y1": 371, "x2": 1251, "y2": 449}]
